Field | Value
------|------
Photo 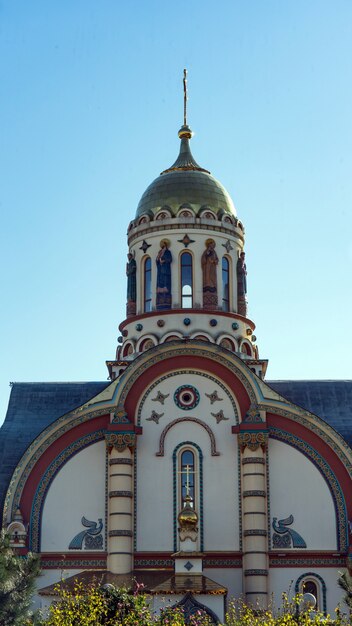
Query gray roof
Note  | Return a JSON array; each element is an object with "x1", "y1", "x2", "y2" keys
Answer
[
  {"x1": 268, "y1": 380, "x2": 352, "y2": 448},
  {"x1": 0, "y1": 380, "x2": 351, "y2": 519},
  {"x1": 0, "y1": 382, "x2": 109, "y2": 517}
]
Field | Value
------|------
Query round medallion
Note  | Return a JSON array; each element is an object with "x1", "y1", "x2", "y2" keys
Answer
[{"x1": 174, "y1": 385, "x2": 200, "y2": 410}]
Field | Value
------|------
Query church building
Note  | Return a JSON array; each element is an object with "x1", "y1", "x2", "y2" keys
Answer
[{"x1": 1, "y1": 73, "x2": 351, "y2": 622}]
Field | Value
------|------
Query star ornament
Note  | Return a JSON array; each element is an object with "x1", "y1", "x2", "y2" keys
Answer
[{"x1": 178, "y1": 234, "x2": 195, "y2": 247}]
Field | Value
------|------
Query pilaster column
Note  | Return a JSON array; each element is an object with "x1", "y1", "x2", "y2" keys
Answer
[
  {"x1": 105, "y1": 432, "x2": 136, "y2": 574},
  {"x1": 238, "y1": 428, "x2": 269, "y2": 608}
]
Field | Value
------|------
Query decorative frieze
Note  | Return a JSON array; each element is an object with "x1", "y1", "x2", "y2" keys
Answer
[
  {"x1": 244, "y1": 569, "x2": 268, "y2": 576},
  {"x1": 109, "y1": 458, "x2": 133, "y2": 466},
  {"x1": 242, "y1": 457, "x2": 265, "y2": 465},
  {"x1": 109, "y1": 490, "x2": 133, "y2": 498},
  {"x1": 244, "y1": 529, "x2": 267, "y2": 537}
]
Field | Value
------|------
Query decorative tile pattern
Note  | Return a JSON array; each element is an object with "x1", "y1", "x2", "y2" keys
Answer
[
  {"x1": 184, "y1": 561, "x2": 193, "y2": 571},
  {"x1": 42, "y1": 558, "x2": 106, "y2": 569}
]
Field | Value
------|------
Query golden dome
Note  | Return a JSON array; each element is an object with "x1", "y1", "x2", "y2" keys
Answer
[{"x1": 178, "y1": 495, "x2": 199, "y2": 531}]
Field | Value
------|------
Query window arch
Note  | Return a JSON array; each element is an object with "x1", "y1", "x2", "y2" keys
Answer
[
  {"x1": 241, "y1": 341, "x2": 252, "y2": 356},
  {"x1": 143, "y1": 256, "x2": 152, "y2": 312},
  {"x1": 180, "y1": 252, "x2": 193, "y2": 308},
  {"x1": 222, "y1": 256, "x2": 230, "y2": 311},
  {"x1": 295, "y1": 573, "x2": 327, "y2": 614},
  {"x1": 173, "y1": 442, "x2": 203, "y2": 551}
]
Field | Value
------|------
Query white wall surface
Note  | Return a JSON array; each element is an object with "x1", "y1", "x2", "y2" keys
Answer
[
  {"x1": 269, "y1": 439, "x2": 337, "y2": 550},
  {"x1": 204, "y1": 568, "x2": 243, "y2": 603},
  {"x1": 136, "y1": 372, "x2": 240, "y2": 551},
  {"x1": 41, "y1": 441, "x2": 106, "y2": 551}
]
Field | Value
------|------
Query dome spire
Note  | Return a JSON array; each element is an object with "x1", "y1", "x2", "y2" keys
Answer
[
  {"x1": 160, "y1": 69, "x2": 210, "y2": 175},
  {"x1": 183, "y1": 68, "x2": 188, "y2": 126}
]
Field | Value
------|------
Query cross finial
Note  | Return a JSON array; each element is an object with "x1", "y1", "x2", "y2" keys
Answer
[
  {"x1": 184, "y1": 463, "x2": 191, "y2": 496},
  {"x1": 183, "y1": 68, "x2": 188, "y2": 126}
]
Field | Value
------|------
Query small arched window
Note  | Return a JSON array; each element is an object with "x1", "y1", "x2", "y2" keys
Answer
[
  {"x1": 222, "y1": 256, "x2": 230, "y2": 311},
  {"x1": 181, "y1": 252, "x2": 193, "y2": 308},
  {"x1": 295, "y1": 573, "x2": 327, "y2": 614},
  {"x1": 143, "y1": 257, "x2": 152, "y2": 312},
  {"x1": 173, "y1": 443, "x2": 203, "y2": 551},
  {"x1": 180, "y1": 449, "x2": 195, "y2": 506}
]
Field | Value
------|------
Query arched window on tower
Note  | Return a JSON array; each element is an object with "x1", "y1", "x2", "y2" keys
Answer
[
  {"x1": 181, "y1": 252, "x2": 193, "y2": 308},
  {"x1": 222, "y1": 256, "x2": 230, "y2": 311},
  {"x1": 143, "y1": 257, "x2": 152, "y2": 312}
]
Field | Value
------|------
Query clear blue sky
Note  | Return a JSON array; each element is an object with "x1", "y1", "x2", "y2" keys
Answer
[{"x1": 1, "y1": 1, "x2": 351, "y2": 425}]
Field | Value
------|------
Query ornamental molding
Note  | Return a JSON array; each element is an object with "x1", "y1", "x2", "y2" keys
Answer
[
  {"x1": 128, "y1": 220, "x2": 245, "y2": 246},
  {"x1": 116, "y1": 343, "x2": 257, "y2": 414},
  {"x1": 242, "y1": 457, "x2": 265, "y2": 465},
  {"x1": 105, "y1": 432, "x2": 136, "y2": 452},
  {"x1": 156, "y1": 417, "x2": 220, "y2": 457},
  {"x1": 265, "y1": 404, "x2": 352, "y2": 477},
  {"x1": 244, "y1": 569, "x2": 268, "y2": 576},
  {"x1": 40, "y1": 558, "x2": 106, "y2": 569},
  {"x1": 3, "y1": 411, "x2": 111, "y2": 525},
  {"x1": 27, "y1": 430, "x2": 106, "y2": 552},
  {"x1": 269, "y1": 427, "x2": 348, "y2": 551},
  {"x1": 239, "y1": 431, "x2": 268, "y2": 451}
]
